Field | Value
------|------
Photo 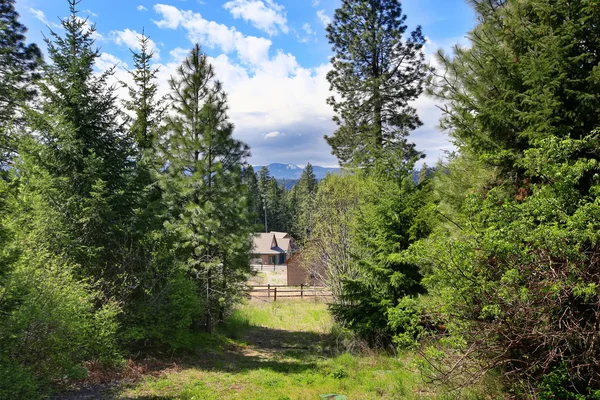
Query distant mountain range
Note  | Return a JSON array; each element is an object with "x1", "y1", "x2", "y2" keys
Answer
[{"x1": 256, "y1": 163, "x2": 341, "y2": 180}]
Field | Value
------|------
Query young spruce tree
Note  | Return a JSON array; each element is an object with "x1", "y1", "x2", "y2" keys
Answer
[{"x1": 23, "y1": 0, "x2": 134, "y2": 295}]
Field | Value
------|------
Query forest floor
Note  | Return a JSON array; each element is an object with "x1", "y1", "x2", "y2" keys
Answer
[{"x1": 54, "y1": 300, "x2": 502, "y2": 400}]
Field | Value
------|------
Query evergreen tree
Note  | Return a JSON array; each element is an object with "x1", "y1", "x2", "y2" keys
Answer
[
  {"x1": 242, "y1": 165, "x2": 262, "y2": 228},
  {"x1": 422, "y1": 0, "x2": 600, "y2": 394},
  {"x1": 123, "y1": 30, "x2": 164, "y2": 158},
  {"x1": 22, "y1": 0, "x2": 134, "y2": 293},
  {"x1": 325, "y1": 0, "x2": 427, "y2": 167},
  {"x1": 161, "y1": 44, "x2": 252, "y2": 333},
  {"x1": 291, "y1": 163, "x2": 318, "y2": 241},
  {"x1": 330, "y1": 165, "x2": 432, "y2": 347},
  {"x1": 0, "y1": 0, "x2": 42, "y2": 172},
  {"x1": 429, "y1": 0, "x2": 600, "y2": 177}
]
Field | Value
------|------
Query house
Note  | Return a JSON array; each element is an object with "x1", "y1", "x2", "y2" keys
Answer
[
  {"x1": 251, "y1": 232, "x2": 297, "y2": 265},
  {"x1": 286, "y1": 252, "x2": 326, "y2": 286}
]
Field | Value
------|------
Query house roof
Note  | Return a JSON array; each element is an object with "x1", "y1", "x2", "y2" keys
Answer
[
  {"x1": 252, "y1": 233, "x2": 284, "y2": 255},
  {"x1": 271, "y1": 232, "x2": 290, "y2": 239}
]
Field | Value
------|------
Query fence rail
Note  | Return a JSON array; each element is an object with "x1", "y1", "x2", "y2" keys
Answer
[
  {"x1": 248, "y1": 284, "x2": 332, "y2": 301},
  {"x1": 251, "y1": 264, "x2": 285, "y2": 271}
]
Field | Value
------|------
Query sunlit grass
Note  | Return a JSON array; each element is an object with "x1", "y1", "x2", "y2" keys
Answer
[{"x1": 117, "y1": 300, "x2": 504, "y2": 399}]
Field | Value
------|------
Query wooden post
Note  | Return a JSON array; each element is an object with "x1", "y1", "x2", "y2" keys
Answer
[
  {"x1": 301, "y1": 284, "x2": 304, "y2": 299},
  {"x1": 268, "y1": 284, "x2": 270, "y2": 299},
  {"x1": 274, "y1": 287, "x2": 277, "y2": 302}
]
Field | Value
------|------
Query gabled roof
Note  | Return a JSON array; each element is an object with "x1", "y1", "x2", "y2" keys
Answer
[
  {"x1": 252, "y1": 233, "x2": 284, "y2": 255},
  {"x1": 271, "y1": 232, "x2": 290, "y2": 239}
]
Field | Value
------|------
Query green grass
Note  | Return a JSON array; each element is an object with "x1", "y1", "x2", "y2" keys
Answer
[{"x1": 116, "y1": 300, "x2": 503, "y2": 399}]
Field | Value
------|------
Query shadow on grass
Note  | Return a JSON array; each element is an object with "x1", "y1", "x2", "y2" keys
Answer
[
  {"x1": 175, "y1": 325, "x2": 332, "y2": 373},
  {"x1": 56, "y1": 324, "x2": 335, "y2": 399}
]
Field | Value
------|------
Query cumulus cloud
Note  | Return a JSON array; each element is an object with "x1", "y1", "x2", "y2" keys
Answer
[
  {"x1": 316, "y1": 10, "x2": 331, "y2": 27},
  {"x1": 223, "y1": 0, "x2": 288, "y2": 36},
  {"x1": 97, "y1": 53, "x2": 126, "y2": 70},
  {"x1": 153, "y1": 4, "x2": 272, "y2": 67},
  {"x1": 263, "y1": 131, "x2": 283, "y2": 139},
  {"x1": 111, "y1": 28, "x2": 161, "y2": 60},
  {"x1": 148, "y1": 3, "x2": 455, "y2": 167},
  {"x1": 137, "y1": 5, "x2": 148, "y2": 11}
]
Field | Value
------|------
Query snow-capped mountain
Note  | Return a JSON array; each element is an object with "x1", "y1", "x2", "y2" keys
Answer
[{"x1": 257, "y1": 163, "x2": 341, "y2": 180}]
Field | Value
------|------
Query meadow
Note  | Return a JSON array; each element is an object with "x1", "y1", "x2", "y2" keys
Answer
[{"x1": 113, "y1": 300, "x2": 502, "y2": 400}]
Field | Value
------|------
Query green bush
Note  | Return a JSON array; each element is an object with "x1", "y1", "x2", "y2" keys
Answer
[
  {"x1": 121, "y1": 272, "x2": 202, "y2": 350},
  {"x1": 0, "y1": 251, "x2": 122, "y2": 395},
  {"x1": 0, "y1": 357, "x2": 38, "y2": 399}
]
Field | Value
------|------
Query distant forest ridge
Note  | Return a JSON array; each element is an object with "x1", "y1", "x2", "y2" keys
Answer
[{"x1": 255, "y1": 163, "x2": 434, "y2": 190}]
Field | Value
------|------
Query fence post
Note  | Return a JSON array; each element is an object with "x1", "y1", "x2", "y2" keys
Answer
[
  {"x1": 274, "y1": 287, "x2": 277, "y2": 302},
  {"x1": 268, "y1": 284, "x2": 270, "y2": 299},
  {"x1": 301, "y1": 284, "x2": 304, "y2": 299}
]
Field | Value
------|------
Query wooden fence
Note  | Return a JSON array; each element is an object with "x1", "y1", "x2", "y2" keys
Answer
[
  {"x1": 248, "y1": 284, "x2": 332, "y2": 301},
  {"x1": 251, "y1": 264, "x2": 281, "y2": 271}
]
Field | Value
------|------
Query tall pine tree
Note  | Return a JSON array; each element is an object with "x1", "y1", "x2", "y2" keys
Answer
[
  {"x1": 325, "y1": 0, "x2": 427, "y2": 167},
  {"x1": 161, "y1": 44, "x2": 252, "y2": 332}
]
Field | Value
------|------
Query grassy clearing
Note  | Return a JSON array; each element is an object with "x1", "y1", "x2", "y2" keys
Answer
[{"x1": 116, "y1": 300, "x2": 503, "y2": 399}]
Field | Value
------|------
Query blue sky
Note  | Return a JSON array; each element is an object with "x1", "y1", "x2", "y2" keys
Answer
[{"x1": 15, "y1": 0, "x2": 475, "y2": 167}]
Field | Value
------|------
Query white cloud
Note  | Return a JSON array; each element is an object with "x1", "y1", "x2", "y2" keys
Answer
[
  {"x1": 153, "y1": 4, "x2": 272, "y2": 67},
  {"x1": 83, "y1": 9, "x2": 98, "y2": 17},
  {"x1": 111, "y1": 28, "x2": 161, "y2": 60},
  {"x1": 316, "y1": 10, "x2": 331, "y2": 27},
  {"x1": 223, "y1": 0, "x2": 288, "y2": 36},
  {"x1": 29, "y1": 8, "x2": 61, "y2": 29},
  {"x1": 263, "y1": 131, "x2": 283, "y2": 139},
  {"x1": 312, "y1": 0, "x2": 320, "y2": 6},
  {"x1": 302, "y1": 23, "x2": 313, "y2": 35},
  {"x1": 96, "y1": 52, "x2": 127, "y2": 71},
  {"x1": 137, "y1": 5, "x2": 148, "y2": 11}
]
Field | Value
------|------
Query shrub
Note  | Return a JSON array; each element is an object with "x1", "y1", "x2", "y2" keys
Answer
[
  {"x1": 0, "y1": 251, "x2": 122, "y2": 395},
  {"x1": 418, "y1": 136, "x2": 600, "y2": 396}
]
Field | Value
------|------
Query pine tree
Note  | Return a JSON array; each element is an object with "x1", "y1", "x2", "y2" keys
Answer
[
  {"x1": 161, "y1": 44, "x2": 252, "y2": 332},
  {"x1": 330, "y1": 166, "x2": 431, "y2": 346},
  {"x1": 422, "y1": 0, "x2": 600, "y2": 394},
  {"x1": 429, "y1": 0, "x2": 600, "y2": 177},
  {"x1": 325, "y1": 0, "x2": 427, "y2": 167},
  {"x1": 0, "y1": 0, "x2": 42, "y2": 172}
]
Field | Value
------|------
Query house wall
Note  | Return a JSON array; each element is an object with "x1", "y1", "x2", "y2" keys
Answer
[{"x1": 287, "y1": 255, "x2": 308, "y2": 286}]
